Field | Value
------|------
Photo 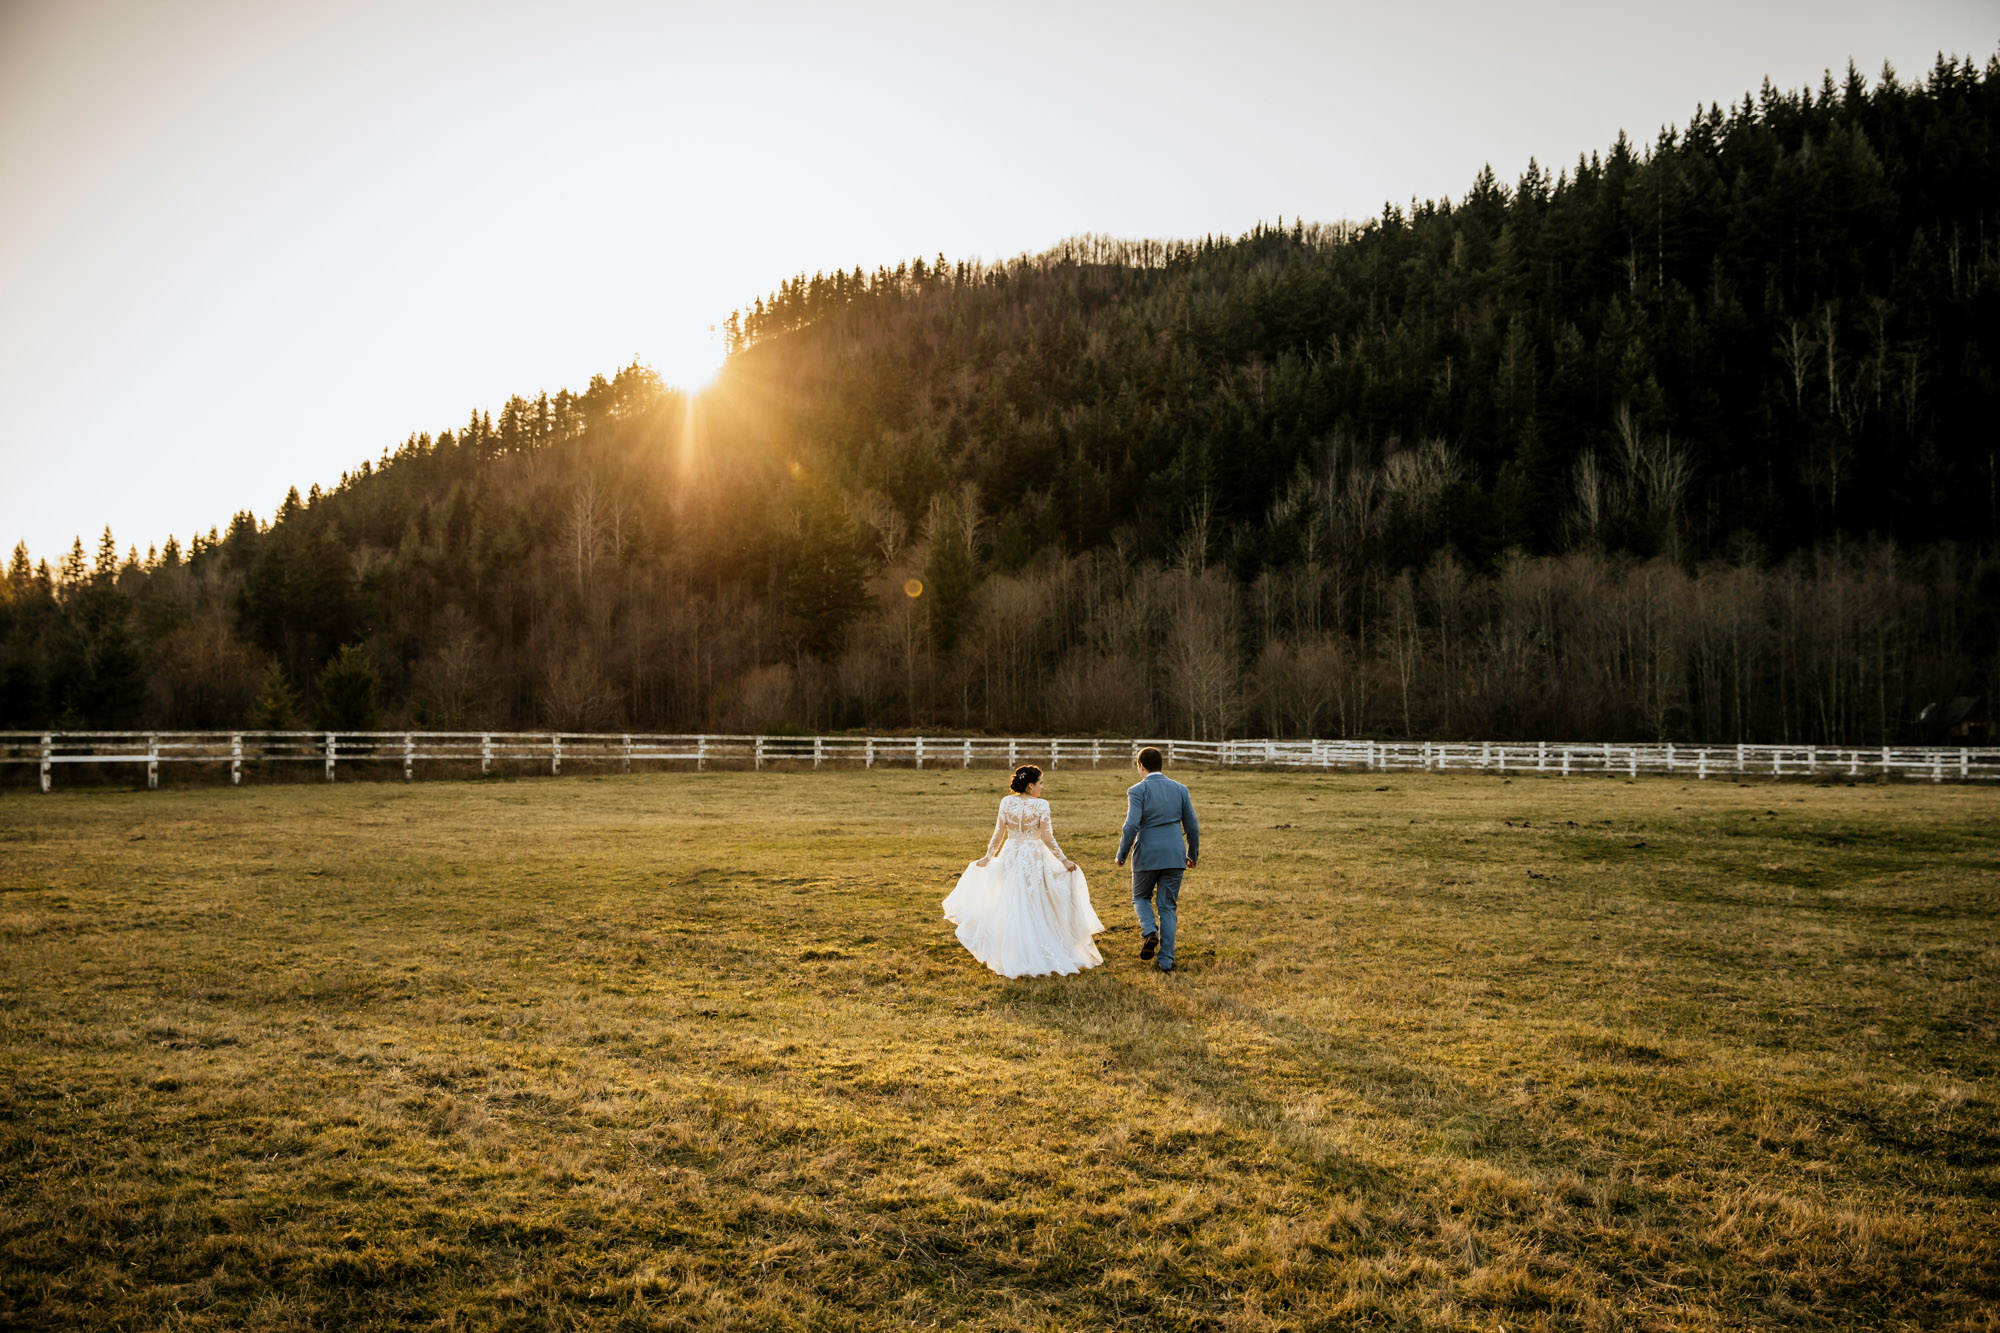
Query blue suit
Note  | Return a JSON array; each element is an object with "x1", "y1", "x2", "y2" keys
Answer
[{"x1": 1117, "y1": 772, "x2": 1200, "y2": 969}]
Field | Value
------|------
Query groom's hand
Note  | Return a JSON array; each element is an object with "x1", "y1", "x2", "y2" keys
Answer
[
  {"x1": 1186, "y1": 857, "x2": 1197, "y2": 869},
  {"x1": 1114, "y1": 858, "x2": 1125, "y2": 867}
]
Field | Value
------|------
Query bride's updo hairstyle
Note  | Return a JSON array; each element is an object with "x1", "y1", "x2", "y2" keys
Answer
[{"x1": 1009, "y1": 764, "x2": 1043, "y2": 794}]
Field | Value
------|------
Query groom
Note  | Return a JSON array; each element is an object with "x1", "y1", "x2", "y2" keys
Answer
[{"x1": 1115, "y1": 746, "x2": 1200, "y2": 973}]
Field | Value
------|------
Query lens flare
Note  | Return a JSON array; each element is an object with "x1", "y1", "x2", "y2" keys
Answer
[
  {"x1": 664, "y1": 324, "x2": 728, "y2": 393},
  {"x1": 903, "y1": 578, "x2": 923, "y2": 598}
]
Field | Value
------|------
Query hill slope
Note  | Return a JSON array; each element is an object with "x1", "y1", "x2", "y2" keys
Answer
[{"x1": 4, "y1": 54, "x2": 1999, "y2": 744}]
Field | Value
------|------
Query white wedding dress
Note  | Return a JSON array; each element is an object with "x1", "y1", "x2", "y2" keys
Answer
[{"x1": 943, "y1": 794, "x2": 1104, "y2": 978}]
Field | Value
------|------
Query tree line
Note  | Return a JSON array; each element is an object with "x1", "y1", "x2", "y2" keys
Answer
[{"x1": 3, "y1": 54, "x2": 1997, "y2": 744}]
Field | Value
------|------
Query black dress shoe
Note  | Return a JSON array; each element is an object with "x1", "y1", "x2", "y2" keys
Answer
[{"x1": 1140, "y1": 933, "x2": 1158, "y2": 961}]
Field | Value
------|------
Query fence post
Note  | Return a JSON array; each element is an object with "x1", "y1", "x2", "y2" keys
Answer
[
  {"x1": 1561, "y1": 747, "x2": 1570, "y2": 777},
  {"x1": 147, "y1": 734, "x2": 159, "y2": 790},
  {"x1": 815, "y1": 736, "x2": 824, "y2": 769},
  {"x1": 1881, "y1": 744, "x2": 1889, "y2": 779},
  {"x1": 1737, "y1": 742, "x2": 1746, "y2": 777},
  {"x1": 481, "y1": 733, "x2": 493, "y2": 775},
  {"x1": 1007, "y1": 738, "x2": 1017, "y2": 767},
  {"x1": 1051, "y1": 739, "x2": 1060, "y2": 769},
  {"x1": 1934, "y1": 753, "x2": 1944, "y2": 783},
  {"x1": 914, "y1": 737, "x2": 923, "y2": 770},
  {"x1": 325, "y1": 733, "x2": 336, "y2": 782},
  {"x1": 39, "y1": 733, "x2": 52, "y2": 792},
  {"x1": 864, "y1": 737, "x2": 874, "y2": 770},
  {"x1": 231, "y1": 733, "x2": 243, "y2": 786},
  {"x1": 1538, "y1": 740, "x2": 1547, "y2": 772},
  {"x1": 404, "y1": 732, "x2": 414, "y2": 782},
  {"x1": 1807, "y1": 745, "x2": 1817, "y2": 777},
  {"x1": 1962, "y1": 748, "x2": 1970, "y2": 781},
  {"x1": 755, "y1": 736, "x2": 765, "y2": 771},
  {"x1": 623, "y1": 734, "x2": 633, "y2": 774},
  {"x1": 1093, "y1": 739, "x2": 1102, "y2": 768},
  {"x1": 1698, "y1": 749, "x2": 1708, "y2": 780},
  {"x1": 698, "y1": 735, "x2": 707, "y2": 771},
  {"x1": 1773, "y1": 750, "x2": 1780, "y2": 777},
  {"x1": 963, "y1": 738, "x2": 971, "y2": 769},
  {"x1": 552, "y1": 735, "x2": 562, "y2": 776},
  {"x1": 1849, "y1": 749, "x2": 1861, "y2": 777}
]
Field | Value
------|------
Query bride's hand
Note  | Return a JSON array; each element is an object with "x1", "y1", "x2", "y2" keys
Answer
[
  {"x1": 1062, "y1": 859, "x2": 1077, "y2": 872},
  {"x1": 976, "y1": 856, "x2": 991, "y2": 867}
]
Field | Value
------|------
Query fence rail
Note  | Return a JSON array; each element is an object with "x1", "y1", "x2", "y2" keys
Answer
[{"x1": 3, "y1": 731, "x2": 1996, "y2": 791}]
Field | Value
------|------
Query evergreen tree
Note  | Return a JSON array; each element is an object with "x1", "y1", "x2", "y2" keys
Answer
[
  {"x1": 922, "y1": 525, "x2": 979, "y2": 652},
  {"x1": 782, "y1": 482, "x2": 874, "y2": 656},
  {"x1": 0, "y1": 640, "x2": 45, "y2": 727},
  {"x1": 313, "y1": 644, "x2": 379, "y2": 731},
  {"x1": 58, "y1": 538, "x2": 86, "y2": 593},
  {"x1": 93, "y1": 527, "x2": 118, "y2": 582},
  {"x1": 83, "y1": 618, "x2": 146, "y2": 726},
  {"x1": 248, "y1": 661, "x2": 304, "y2": 730}
]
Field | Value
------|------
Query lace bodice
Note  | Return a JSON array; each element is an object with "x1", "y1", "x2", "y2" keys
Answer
[{"x1": 986, "y1": 794, "x2": 1070, "y2": 863}]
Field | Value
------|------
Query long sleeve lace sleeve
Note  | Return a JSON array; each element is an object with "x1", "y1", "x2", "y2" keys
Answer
[
  {"x1": 985, "y1": 804, "x2": 1008, "y2": 858},
  {"x1": 1034, "y1": 804, "x2": 1070, "y2": 863}
]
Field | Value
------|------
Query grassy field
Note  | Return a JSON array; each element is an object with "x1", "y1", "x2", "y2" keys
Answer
[{"x1": 1, "y1": 766, "x2": 1996, "y2": 1331}]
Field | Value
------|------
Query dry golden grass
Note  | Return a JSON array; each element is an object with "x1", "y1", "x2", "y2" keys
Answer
[{"x1": 1, "y1": 766, "x2": 1996, "y2": 1331}]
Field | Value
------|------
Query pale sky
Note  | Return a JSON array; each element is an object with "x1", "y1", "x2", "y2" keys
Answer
[{"x1": 2, "y1": 0, "x2": 1993, "y2": 566}]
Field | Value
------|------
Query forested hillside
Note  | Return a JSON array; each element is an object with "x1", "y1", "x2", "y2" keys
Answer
[{"x1": 6, "y1": 54, "x2": 1999, "y2": 745}]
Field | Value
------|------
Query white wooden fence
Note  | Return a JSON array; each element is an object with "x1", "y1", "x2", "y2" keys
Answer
[{"x1": 3, "y1": 731, "x2": 1996, "y2": 791}]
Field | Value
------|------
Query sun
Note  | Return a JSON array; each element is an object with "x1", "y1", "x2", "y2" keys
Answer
[{"x1": 662, "y1": 323, "x2": 728, "y2": 393}]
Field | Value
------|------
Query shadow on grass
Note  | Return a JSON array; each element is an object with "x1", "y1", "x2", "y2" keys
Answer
[
  {"x1": 988, "y1": 931, "x2": 1689, "y2": 1210},
  {"x1": 991, "y1": 951, "x2": 1414, "y2": 1193}
]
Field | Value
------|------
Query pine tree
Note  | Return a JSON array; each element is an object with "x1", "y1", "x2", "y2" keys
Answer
[
  {"x1": 58, "y1": 538, "x2": 86, "y2": 592},
  {"x1": 922, "y1": 522, "x2": 979, "y2": 652},
  {"x1": 783, "y1": 484, "x2": 874, "y2": 657},
  {"x1": 84, "y1": 618, "x2": 146, "y2": 726},
  {"x1": 313, "y1": 644, "x2": 379, "y2": 730},
  {"x1": 248, "y1": 662, "x2": 303, "y2": 730},
  {"x1": 94, "y1": 527, "x2": 118, "y2": 582},
  {"x1": 0, "y1": 638, "x2": 45, "y2": 727}
]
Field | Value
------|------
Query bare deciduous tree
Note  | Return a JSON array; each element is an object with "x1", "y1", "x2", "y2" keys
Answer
[
  {"x1": 540, "y1": 650, "x2": 618, "y2": 731},
  {"x1": 413, "y1": 606, "x2": 490, "y2": 727}
]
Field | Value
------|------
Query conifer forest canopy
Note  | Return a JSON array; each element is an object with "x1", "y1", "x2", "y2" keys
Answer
[{"x1": 5, "y1": 56, "x2": 1999, "y2": 747}]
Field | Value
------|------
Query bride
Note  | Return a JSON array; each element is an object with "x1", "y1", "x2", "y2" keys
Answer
[{"x1": 943, "y1": 764, "x2": 1105, "y2": 977}]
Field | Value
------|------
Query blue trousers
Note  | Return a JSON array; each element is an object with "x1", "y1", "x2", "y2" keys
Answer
[{"x1": 1132, "y1": 867, "x2": 1184, "y2": 969}]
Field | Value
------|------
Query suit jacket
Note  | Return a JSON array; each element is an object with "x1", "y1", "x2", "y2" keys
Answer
[{"x1": 1118, "y1": 772, "x2": 1200, "y2": 871}]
